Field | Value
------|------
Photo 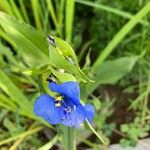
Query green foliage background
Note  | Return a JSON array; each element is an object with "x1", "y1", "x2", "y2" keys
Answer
[{"x1": 0, "y1": 0, "x2": 150, "y2": 149}]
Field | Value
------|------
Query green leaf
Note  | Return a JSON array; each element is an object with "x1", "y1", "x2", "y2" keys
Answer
[
  {"x1": 31, "y1": 0, "x2": 42, "y2": 31},
  {"x1": 0, "y1": 12, "x2": 49, "y2": 67},
  {"x1": 54, "y1": 37, "x2": 93, "y2": 82},
  {"x1": 65, "y1": 0, "x2": 75, "y2": 43},
  {"x1": 81, "y1": 56, "x2": 138, "y2": 98},
  {"x1": 46, "y1": 0, "x2": 58, "y2": 27},
  {"x1": 0, "y1": 43, "x2": 20, "y2": 68},
  {"x1": 23, "y1": 64, "x2": 49, "y2": 76},
  {"x1": 0, "y1": 126, "x2": 43, "y2": 146},
  {"x1": 54, "y1": 37, "x2": 78, "y2": 65},
  {"x1": 51, "y1": 69, "x2": 77, "y2": 82},
  {"x1": 76, "y1": 0, "x2": 149, "y2": 26},
  {"x1": 0, "y1": 94, "x2": 16, "y2": 109},
  {"x1": 129, "y1": 127, "x2": 139, "y2": 140},
  {"x1": 49, "y1": 38, "x2": 92, "y2": 82},
  {"x1": 38, "y1": 135, "x2": 59, "y2": 150},
  {"x1": 121, "y1": 124, "x2": 129, "y2": 132},
  {"x1": 0, "y1": 69, "x2": 33, "y2": 118},
  {"x1": 92, "y1": 3, "x2": 150, "y2": 70}
]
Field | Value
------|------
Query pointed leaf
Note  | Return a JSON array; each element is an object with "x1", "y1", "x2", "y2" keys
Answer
[
  {"x1": 0, "y1": 12, "x2": 49, "y2": 66},
  {"x1": 82, "y1": 56, "x2": 138, "y2": 97}
]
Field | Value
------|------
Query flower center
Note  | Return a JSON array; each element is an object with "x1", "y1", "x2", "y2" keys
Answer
[
  {"x1": 64, "y1": 107, "x2": 72, "y2": 113},
  {"x1": 54, "y1": 96, "x2": 74, "y2": 114},
  {"x1": 55, "y1": 96, "x2": 63, "y2": 107}
]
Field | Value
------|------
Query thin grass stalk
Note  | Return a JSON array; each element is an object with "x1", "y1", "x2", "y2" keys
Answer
[
  {"x1": 0, "y1": 126, "x2": 44, "y2": 146},
  {"x1": 38, "y1": 135, "x2": 59, "y2": 150},
  {"x1": 57, "y1": 0, "x2": 65, "y2": 38},
  {"x1": 92, "y1": 2, "x2": 150, "y2": 71},
  {"x1": 18, "y1": 0, "x2": 30, "y2": 24},
  {"x1": 31, "y1": 0, "x2": 42, "y2": 31},
  {"x1": 46, "y1": 0, "x2": 58, "y2": 28},
  {"x1": 65, "y1": 0, "x2": 75, "y2": 43},
  {"x1": 75, "y1": 0, "x2": 149, "y2": 26},
  {"x1": 0, "y1": 28, "x2": 16, "y2": 47},
  {"x1": 78, "y1": 41, "x2": 92, "y2": 62},
  {"x1": 9, "y1": 0, "x2": 24, "y2": 20},
  {"x1": 0, "y1": 0, "x2": 15, "y2": 16}
]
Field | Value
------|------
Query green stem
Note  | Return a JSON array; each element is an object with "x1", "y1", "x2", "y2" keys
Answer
[
  {"x1": 38, "y1": 75, "x2": 45, "y2": 93},
  {"x1": 60, "y1": 125, "x2": 76, "y2": 150}
]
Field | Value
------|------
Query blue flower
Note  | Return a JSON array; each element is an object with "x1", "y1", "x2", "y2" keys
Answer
[{"x1": 34, "y1": 81, "x2": 94, "y2": 128}]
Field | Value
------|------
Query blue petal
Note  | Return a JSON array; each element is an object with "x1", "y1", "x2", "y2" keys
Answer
[
  {"x1": 62, "y1": 98, "x2": 74, "y2": 110},
  {"x1": 49, "y1": 82, "x2": 80, "y2": 105},
  {"x1": 74, "y1": 104, "x2": 95, "y2": 123},
  {"x1": 61, "y1": 105, "x2": 86, "y2": 128},
  {"x1": 34, "y1": 94, "x2": 65, "y2": 125},
  {"x1": 84, "y1": 104, "x2": 95, "y2": 123}
]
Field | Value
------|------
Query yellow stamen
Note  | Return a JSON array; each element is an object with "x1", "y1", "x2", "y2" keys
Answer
[
  {"x1": 55, "y1": 96, "x2": 63, "y2": 101},
  {"x1": 55, "y1": 103, "x2": 61, "y2": 107}
]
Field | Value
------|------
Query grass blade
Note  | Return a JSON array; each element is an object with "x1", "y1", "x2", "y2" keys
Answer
[
  {"x1": 9, "y1": 0, "x2": 24, "y2": 20},
  {"x1": 46, "y1": 0, "x2": 58, "y2": 27},
  {"x1": 0, "y1": 28, "x2": 16, "y2": 47},
  {"x1": 0, "y1": 126, "x2": 43, "y2": 146},
  {"x1": 0, "y1": 69, "x2": 33, "y2": 117},
  {"x1": 18, "y1": 0, "x2": 30, "y2": 24},
  {"x1": 75, "y1": 0, "x2": 149, "y2": 26},
  {"x1": 0, "y1": 0, "x2": 15, "y2": 16},
  {"x1": 92, "y1": 2, "x2": 150, "y2": 71},
  {"x1": 31, "y1": 0, "x2": 42, "y2": 31},
  {"x1": 38, "y1": 135, "x2": 59, "y2": 150},
  {"x1": 0, "y1": 94, "x2": 16, "y2": 109},
  {"x1": 65, "y1": 0, "x2": 75, "y2": 43},
  {"x1": 57, "y1": 0, "x2": 65, "y2": 37}
]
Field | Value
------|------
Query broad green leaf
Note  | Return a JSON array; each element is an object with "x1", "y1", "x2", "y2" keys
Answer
[
  {"x1": 49, "y1": 40, "x2": 89, "y2": 82},
  {"x1": 49, "y1": 37, "x2": 92, "y2": 82},
  {"x1": 54, "y1": 37, "x2": 78, "y2": 64},
  {"x1": 0, "y1": 12, "x2": 49, "y2": 66},
  {"x1": 81, "y1": 56, "x2": 138, "y2": 98},
  {"x1": 49, "y1": 44, "x2": 81, "y2": 78}
]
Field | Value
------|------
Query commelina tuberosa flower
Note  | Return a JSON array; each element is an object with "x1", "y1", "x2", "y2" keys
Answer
[{"x1": 34, "y1": 81, "x2": 94, "y2": 128}]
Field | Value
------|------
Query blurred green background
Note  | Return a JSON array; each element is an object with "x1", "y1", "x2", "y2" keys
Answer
[{"x1": 0, "y1": 0, "x2": 150, "y2": 149}]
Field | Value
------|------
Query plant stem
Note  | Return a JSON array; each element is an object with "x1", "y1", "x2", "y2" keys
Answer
[{"x1": 60, "y1": 125, "x2": 76, "y2": 150}]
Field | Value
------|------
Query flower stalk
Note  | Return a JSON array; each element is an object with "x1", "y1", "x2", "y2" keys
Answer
[{"x1": 60, "y1": 125, "x2": 76, "y2": 150}]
